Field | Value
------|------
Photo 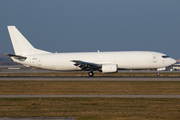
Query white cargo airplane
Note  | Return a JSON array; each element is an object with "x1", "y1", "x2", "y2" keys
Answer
[{"x1": 6, "y1": 26, "x2": 176, "y2": 77}]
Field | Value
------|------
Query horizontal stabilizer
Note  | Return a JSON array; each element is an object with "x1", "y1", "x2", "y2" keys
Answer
[{"x1": 5, "y1": 54, "x2": 27, "y2": 59}]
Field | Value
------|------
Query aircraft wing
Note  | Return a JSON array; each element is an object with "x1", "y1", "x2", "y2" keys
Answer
[{"x1": 71, "y1": 60, "x2": 101, "y2": 71}]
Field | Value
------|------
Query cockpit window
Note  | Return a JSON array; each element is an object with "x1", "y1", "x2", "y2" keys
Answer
[{"x1": 162, "y1": 55, "x2": 169, "y2": 58}]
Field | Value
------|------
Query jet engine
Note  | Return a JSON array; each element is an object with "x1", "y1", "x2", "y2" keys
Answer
[{"x1": 101, "y1": 64, "x2": 118, "y2": 73}]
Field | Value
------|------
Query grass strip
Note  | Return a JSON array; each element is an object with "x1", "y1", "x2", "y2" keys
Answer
[
  {"x1": 0, "y1": 98, "x2": 180, "y2": 120},
  {"x1": 0, "y1": 72, "x2": 180, "y2": 77},
  {"x1": 0, "y1": 81, "x2": 180, "y2": 95}
]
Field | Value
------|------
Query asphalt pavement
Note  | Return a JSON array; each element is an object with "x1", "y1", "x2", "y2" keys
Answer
[{"x1": 0, "y1": 76, "x2": 180, "y2": 81}]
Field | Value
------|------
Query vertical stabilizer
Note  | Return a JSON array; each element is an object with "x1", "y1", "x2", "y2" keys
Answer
[{"x1": 7, "y1": 26, "x2": 50, "y2": 55}]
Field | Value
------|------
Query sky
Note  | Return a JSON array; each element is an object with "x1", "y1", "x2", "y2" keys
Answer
[{"x1": 0, "y1": 0, "x2": 180, "y2": 59}]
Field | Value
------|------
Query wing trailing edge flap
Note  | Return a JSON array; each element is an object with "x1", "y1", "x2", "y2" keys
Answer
[{"x1": 71, "y1": 60, "x2": 101, "y2": 71}]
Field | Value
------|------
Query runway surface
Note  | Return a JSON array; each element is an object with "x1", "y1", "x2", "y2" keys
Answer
[
  {"x1": 1, "y1": 76, "x2": 180, "y2": 81},
  {"x1": 1, "y1": 95, "x2": 180, "y2": 98}
]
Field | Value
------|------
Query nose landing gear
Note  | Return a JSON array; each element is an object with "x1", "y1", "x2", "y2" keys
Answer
[{"x1": 156, "y1": 72, "x2": 160, "y2": 76}]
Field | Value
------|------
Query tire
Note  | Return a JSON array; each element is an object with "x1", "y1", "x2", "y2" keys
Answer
[
  {"x1": 88, "y1": 72, "x2": 94, "y2": 77},
  {"x1": 157, "y1": 72, "x2": 160, "y2": 76}
]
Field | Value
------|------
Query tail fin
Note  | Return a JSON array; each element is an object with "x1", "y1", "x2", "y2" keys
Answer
[{"x1": 7, "y1": 26, "x2": 50, "y2": 56}]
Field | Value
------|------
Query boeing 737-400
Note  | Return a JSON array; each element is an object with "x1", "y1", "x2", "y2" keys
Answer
[{"x1": 6, "y1": 26, "x2": 176, "y2": 77}]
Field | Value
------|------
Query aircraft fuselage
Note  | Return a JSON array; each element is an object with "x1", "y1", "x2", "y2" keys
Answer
[{"x1": 12, "y1": 51, "x2": 176, "y2": 71}]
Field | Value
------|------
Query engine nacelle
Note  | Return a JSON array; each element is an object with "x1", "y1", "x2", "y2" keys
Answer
[{"x1": 101, "y1": 64, "x2": 118, "y2": 73}]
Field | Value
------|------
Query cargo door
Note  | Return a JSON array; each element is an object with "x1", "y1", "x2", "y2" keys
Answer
[{"x1": 153, "y1": 54, "x2": 157, "y2": 63}]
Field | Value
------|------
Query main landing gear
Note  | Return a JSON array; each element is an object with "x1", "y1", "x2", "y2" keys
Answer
[{"x1": 88, "y1": 71, "x2": 94, "y2": 77}]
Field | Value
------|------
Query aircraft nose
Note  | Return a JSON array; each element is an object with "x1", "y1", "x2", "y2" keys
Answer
[{"x1": 170, "y1": 58, "x2": 176, "y2": 65}]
